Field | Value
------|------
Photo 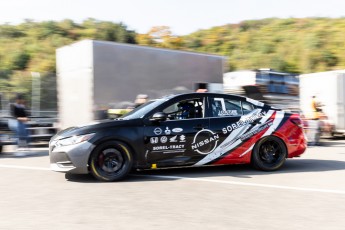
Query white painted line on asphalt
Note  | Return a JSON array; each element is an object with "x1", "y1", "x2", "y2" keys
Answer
[
  {"x1": 1, "y1": 164, "x2": 344, "y2": 195},
  {"x1": 135, "y1": 174, "x2": 345, "y2": 195},
  {"x1": 0, "y1": 164, "x2": 50, "y2": 171}
]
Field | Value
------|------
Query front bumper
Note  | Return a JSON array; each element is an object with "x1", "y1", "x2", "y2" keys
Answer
[{"x1": 49, "y1": 140, "x2": 95, "y2": 174}]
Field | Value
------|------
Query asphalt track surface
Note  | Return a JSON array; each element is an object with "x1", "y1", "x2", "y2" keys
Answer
[{"x1": 1, "y1": 139, "x2": 345, "y2": 230}]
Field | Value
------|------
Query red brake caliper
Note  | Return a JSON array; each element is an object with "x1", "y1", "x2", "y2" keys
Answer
[{"x1": 98, "y1": 153, "x2": 104, "y2": 167}]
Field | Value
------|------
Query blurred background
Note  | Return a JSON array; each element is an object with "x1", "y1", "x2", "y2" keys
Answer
[
  {"x1": 2, "y1": 2, "x2": 345, "y2": 229},
  {"x1": 1, "y1": 0, "x2": 345, "y2": 144}
]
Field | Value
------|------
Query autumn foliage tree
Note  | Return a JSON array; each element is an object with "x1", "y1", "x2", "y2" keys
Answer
[
  {"x1": 136, "y1": 26, "x2": 184, "y2": 50},
  {"x1": 2, "y1": 17, "x2": 345, "y2": 107}
]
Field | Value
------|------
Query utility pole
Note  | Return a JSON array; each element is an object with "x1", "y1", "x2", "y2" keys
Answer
[{"x1": 31, "y1": 72, "x2": 41, "y2": 117}]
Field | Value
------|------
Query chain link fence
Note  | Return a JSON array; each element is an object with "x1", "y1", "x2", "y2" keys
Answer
[{"x1": 0, "y1": 71, "x2": 57, "y2": 118}]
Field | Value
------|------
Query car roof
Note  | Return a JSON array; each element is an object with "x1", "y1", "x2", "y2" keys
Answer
[
  {"x1": 158, "y1": 92, "x2": 268, "y2": 108},
  {"x1": 162, "y1": 92, "x2": 248, "y2": 100}
]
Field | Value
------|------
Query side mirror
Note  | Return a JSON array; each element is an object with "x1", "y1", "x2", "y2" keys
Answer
[{"x1": 150, "y1": 112, "x2": 167, "y2": 122}]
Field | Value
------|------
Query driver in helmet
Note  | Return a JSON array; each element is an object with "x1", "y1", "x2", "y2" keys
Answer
[{"x1": 177, "y1": 101, "x2": 195, "y2": 119}]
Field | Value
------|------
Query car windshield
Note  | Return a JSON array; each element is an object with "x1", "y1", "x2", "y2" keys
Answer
[{"x1": 120, "y1": 98, "x2": 168, "y2": 119}]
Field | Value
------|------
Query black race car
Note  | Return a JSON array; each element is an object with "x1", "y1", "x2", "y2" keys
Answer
[{"x1": 49, "y1": 93, "x2": 307, "y2": 181}]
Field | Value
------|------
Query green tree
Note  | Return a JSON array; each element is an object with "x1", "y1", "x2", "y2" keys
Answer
[{"x1": 12, "y1": 52, "x2": 30, "y2": 70}]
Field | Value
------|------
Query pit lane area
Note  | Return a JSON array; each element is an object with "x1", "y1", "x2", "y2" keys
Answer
[{"x1": 0, "y1": 140, "x2": 345, "y2": 230}]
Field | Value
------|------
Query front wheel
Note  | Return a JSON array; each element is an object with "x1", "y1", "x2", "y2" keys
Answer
[
  {"x1": 89, "y1": 141, "x2": 133, "y2": 182},
  {"x1": 251, "y1": 136, "x2": 287, "y2": 171}
]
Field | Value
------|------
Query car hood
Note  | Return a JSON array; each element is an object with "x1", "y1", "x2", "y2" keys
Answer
[{"x1": 52, "y1": 118, "x2": 142, "y2": 140}]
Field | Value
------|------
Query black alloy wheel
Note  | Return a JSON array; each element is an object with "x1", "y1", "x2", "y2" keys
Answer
[
  {"x1": 251, "y1": 136, "x2": 287, "y2": 171},
  {"x1": 89, "y1": 141, "x2": 133, "y2": 182}
]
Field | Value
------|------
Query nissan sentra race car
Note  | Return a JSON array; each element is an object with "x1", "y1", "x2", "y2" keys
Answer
[{"x1": 49, "y1": 93, "x2": 307, "y2": 182}]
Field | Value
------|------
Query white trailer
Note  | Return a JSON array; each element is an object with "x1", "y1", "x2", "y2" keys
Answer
[
  {"x1": 223, "y1": 69, "x2": 299, "y2": 111},
  {"x1": 56, "y1": 40, "x2": 226, "y2": 129},
  {"x1": 223, "y1": 70, "x2": 256, "y2": 93},
  {"x1": 299, "y1": 70, "x2": 345, "y2": 136}
]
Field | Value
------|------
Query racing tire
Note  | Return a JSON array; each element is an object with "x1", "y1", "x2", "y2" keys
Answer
[
  {"x1": 89, "y1": 141, "x2": 133, "y2": 182},
  {"x1": 251, "y1": 136, "x2": 287, "y2": 171}
]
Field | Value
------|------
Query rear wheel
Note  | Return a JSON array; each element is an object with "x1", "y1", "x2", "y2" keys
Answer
[
  {"x1": 251, "y1": 136, "x2": 287, "y2": 171},
  {"x1": 89, "y1": 141, "x2": 133, "y2": 182}
]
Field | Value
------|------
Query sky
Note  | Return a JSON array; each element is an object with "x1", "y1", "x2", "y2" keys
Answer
[{"x1": 1, "y1": 0, "x2": 345, "y2": 35}]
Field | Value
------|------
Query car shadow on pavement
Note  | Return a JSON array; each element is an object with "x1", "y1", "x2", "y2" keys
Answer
[
  {"x1": 132, "y1": 159, "x2": 345, "y2": 179},
  {"x1": 64, "y1": 158, "x2": 345, "y2": 183},
  {"x1": 65, "y1": 173, "x2": 99, "y2": 183}
]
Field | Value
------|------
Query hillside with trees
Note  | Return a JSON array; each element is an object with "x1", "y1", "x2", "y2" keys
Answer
[
  {"x1": 181, "y1": 17, "x2": 345, "y2": 74},
  {"x1": 1, "y1": 17, "x2": 345, "y2": 108},
  {"x1": 0, "y1": 19, "x2": 136, "y2": 108}
]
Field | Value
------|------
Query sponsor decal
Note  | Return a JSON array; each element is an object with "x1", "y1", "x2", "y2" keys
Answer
[
  {"x1": 153, "y1": 146, "x2": 169, "y2": 150},
  {"x1": 160, "y1": 136, "x2": 168, "y2": 143},
  {"x1": 150, "y1": 137, "x2": 159, "y2": 144},
  {"x1": 165, "y1": 127, "x2": 171, "y2": 135},
  {"x1": 153, "y1": 144, "x2": 185, "y2": 151},
  {"x1": 192, "y1": 129, "x2": 219, "y2": 155},
  {"x1": 172, "y1": 128, "x2": 183, "y2": 133},
  {"x1": 162, "y1": 149, "x2": 186, "y2": 154},
  {"x1": 170, "y1": 144, "x2": 185, "y2": 149},
  {"x1": 219, "y1": 121, "x2": 273, "y2": 150},
  {"x1": 154, "y1": 127, "x2": 162, "y2": 135},
  {"x1": 222, "y1": 111, "x2": 267, "y2": 134},
  {"x1": 169, "y1": 135, "x2": 178, "y2": 142},
  {"x1": 240, "y1": 122, "x2": 273, "y2": 141},
  {"x1": 180, "y1": 135, "x2": 186, "y2": 142},
  {"x1": 193, "y1": 110, "x2": 284, "y2": 166},
  {"x1": 218, "y1": 110, "x2": 238, "y2": 116}
]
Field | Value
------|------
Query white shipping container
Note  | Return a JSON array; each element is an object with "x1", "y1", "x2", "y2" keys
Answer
[{"x1": 56, "y1": 40, "x2": 226, "y2": 129}]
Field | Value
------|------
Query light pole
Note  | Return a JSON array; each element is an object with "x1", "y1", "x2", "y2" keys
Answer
[{"x1": 31, "y1": 72, "x2": 41, "y2": 116}]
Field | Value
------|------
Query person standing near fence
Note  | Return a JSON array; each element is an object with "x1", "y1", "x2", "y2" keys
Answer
[{"x1": 10, "y1": 93, "x2": 30, "y2": 151}]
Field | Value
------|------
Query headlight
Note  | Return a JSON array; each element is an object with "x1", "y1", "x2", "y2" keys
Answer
[{"x1": 56, "y1": 133, "x2": 95, "y2": 147}]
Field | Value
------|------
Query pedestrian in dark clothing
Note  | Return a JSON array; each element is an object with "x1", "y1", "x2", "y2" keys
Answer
[{"x1": 10, "y1": 94, "x2": 30, "y2": 150}]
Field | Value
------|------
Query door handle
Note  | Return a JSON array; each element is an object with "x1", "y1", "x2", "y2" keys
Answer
[{"x1": 193, "y1": 124, "x2": 207, "y2": 130}]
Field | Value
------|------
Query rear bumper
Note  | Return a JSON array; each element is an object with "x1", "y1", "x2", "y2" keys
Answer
[{"x1": 287, "y1": 132, "x2": 307, "y2": 158}]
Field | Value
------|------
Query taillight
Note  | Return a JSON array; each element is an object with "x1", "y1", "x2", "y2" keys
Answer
[{"x1": 290, "y1": 118, "x2": 303, "y2": 128}]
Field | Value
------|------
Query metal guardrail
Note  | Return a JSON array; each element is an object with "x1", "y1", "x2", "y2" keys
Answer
[
  {"x1": 0, "y1": 113, "x2": 59, "y2": 146},
  {"x1": 0, "y1": 110, "x2": 58, "y2": 118}
]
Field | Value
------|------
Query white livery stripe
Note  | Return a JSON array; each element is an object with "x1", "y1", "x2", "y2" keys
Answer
[
  {"x1": 239, "y1": 144, "x2": 255, "y2": 157},
  {"x1": 239, "y1": 110, "x2": 285, "y2": 157},
  {"x1": 261, "y1": 110, "x2": 285, "y2": 138},
  {"x1": 194, "y1": 109, "x2": 275, "y2": 166}
]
